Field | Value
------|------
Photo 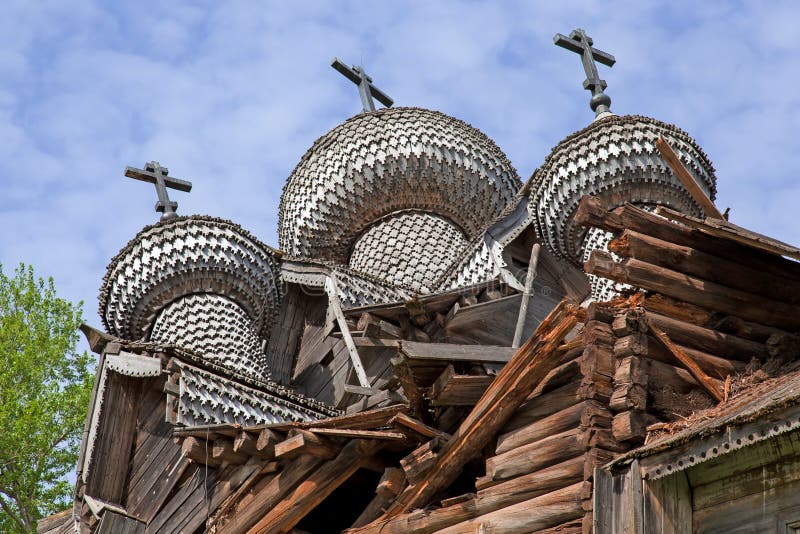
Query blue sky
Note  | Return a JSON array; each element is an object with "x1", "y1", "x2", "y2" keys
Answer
[{"x1": 1, "y1": 0, "x2": 799, "y2": 335}]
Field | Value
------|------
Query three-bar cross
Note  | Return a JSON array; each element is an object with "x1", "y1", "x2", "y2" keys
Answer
[
  {"x1": 331, "y1": 57, "x2": 393, "y2": 113},
  {"x1": 124, "y1": 161, "x2": 192, "y2": 221},
  {"x1": 554, "y1": 28, "x2": 616, "y2": 117}
]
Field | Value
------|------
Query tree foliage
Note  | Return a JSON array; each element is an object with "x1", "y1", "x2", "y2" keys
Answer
[{"x1": 0, "y1": 264, "x2": 94, "y2": 533}]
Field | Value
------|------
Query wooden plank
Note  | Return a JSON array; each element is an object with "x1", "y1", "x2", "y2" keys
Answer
[
  {"x1": 306, "y1": 427, "x2": 407, "y2": 440},
  {"x1": 574, "y1": 195, "x2": 800, "y2": 282},
  {"x1": 654, "y1": 136, "x2": 723, "y2": 219},
  {"x1": 399, "y1": 341, "x2": 515, "y2": 363},
  {"x1": 593, "y1": 467, "x2": 613, "y2": 534},
  {"x1": 429, "y1": 365, "x2": 494, "y2": 406},
  {"x1": 216, "y1": 455, "x2": 323, "y2": 534},
  {"x1": 643, "y1": 470, "x2": 691, "y2": 534},
  {"x1": 389, "y1": 412, "x2": 450, "y2": 441},
  {"x1": 248, "y1": 439, "x2": 383, "y2": 534},
  {"x1": 383, "y1": 301, "x2": 584, "y2": 516},
  {"x1": 296, "y1": 404, "x2": 406, "y2": 431},
  {"x1": 96, "y1": 511, "x2": 145, "y2": 534},
  {"x1": 647, "y1": 319, "x2": 725, "y2": 402},
  {"x1": 585, "y1": 250, "x2": 800, "y2": 331},
  {"x1": 657, "y1": 205, "x2": 800, "y2": 262}
]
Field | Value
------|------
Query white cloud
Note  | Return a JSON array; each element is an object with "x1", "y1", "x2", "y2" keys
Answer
[{"x1": 0, "y1": 0, "x2": 798, "y2": 336}]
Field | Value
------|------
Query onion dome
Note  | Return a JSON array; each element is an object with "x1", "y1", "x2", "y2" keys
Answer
[
  {"x1": 530, "y1": 114, "x2": 716, "y2": 264},
  {"x1": 278, "y1": 107, "x2": 521, "y2": 291},
  {"x1": 99, "y1": 216, "x2": 282, "y2": 378}
]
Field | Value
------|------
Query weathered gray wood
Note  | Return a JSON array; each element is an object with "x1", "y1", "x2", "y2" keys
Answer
[
  {"x1": 642, "y1": 471, "x2": 691, "y2": 534},
  {"x1": 327, "y1": 276, "x2": 370, "y2": 387},
  {"x1": 512, "y1": 243, "x2": 541, "y2": 348},
  {"x1": 593, "y1": 467, "x2": 613, "y2": 534},
  {"x1": 483, "y1": 428, "x2": 583, "y2": 484},
  {"x1": 96, "y1": 510, "x2": 145, "y2": 534},
  {"x1": 502, "y1": 379, "x2": 582, "y2": 433},
  {"x1": 400, "y1": 341, "x2": 515, "y2": 363},
  {"x1": 495, "y1": 402, "x2": 583, "y2": 454}
]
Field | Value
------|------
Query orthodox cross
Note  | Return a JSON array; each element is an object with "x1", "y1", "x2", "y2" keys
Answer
[
  {"x1": 124, "y1": 161, "x2": 192, "y2": 221},
  {"x1": 331, "y1": 57, "x2": 394, "y2": 113},
  {"x1": 554, "y1": 28, "x2": 616, "y2": 117}
]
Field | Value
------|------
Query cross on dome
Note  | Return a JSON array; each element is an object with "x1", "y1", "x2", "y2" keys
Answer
[
  {"x1": 554, "y1": 28, "x2": 616, "y2": 117},
  {"x1": 331, "y1": 57, "x2": 394, "y2": 113},
  {"x1": 124, "y1": 161, "x2": 192, "y2": 221}
]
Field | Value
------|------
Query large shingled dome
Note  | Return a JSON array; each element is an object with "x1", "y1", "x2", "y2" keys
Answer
[
  {"x1": 530, "y1": 114, "x2": 717, "y2": 264},
  {"x1": 278, "y1": 107, "x2": 522, "y2": 269}
]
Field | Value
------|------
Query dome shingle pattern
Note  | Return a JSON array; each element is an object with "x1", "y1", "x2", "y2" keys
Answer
[
  {"x1": 278, "y1": 107, "x2": 522, "y2": 267},
  {"x1": 530, "y1": 114, "x2": 717, "y2": 265},
  {"x1": 348, "y1": 211, "x2": 468, "y2": 292},
  {"x1": 99, "y1": 216, "x2": 282, "y2": 342}
]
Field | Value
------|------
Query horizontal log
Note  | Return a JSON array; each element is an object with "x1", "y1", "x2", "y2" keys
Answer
[
  {"x1": 400, "y1": 341, "x2": 515, "y2": 363},
  {"x1": 610, "y1": 229, "x2": 800, "y2": 306},
  {"x1": 435, "y1": 482, "x2": 585, "y2": 534},
  {"x1": 647, "y1": 311, "x2": 766, "y2": 362},
  {"x1": 305, "y1": 428, "x2": 407, "y2": 441},
  {"x1": 347, "y1": 459, "x2": 584, "y2": 534},
  {"x1": 400, "y1": 438, "x2": 444, "y2": 485},
  {"x1": 585, "y1": 251, "x2": 800, "y2": 331},
  {"x1": 212, "y1": 438, "x2": 249, "y2": 465},
  {"x1": 181, "y1": 437, "x2": 220, "y2": 467},
  {"x1": 503, "y1": 379, "x2": 582, "y2": 433},
  {"x1": 645, "y1": 334, "x2": 745, "y2": 380},
  {"x1": 574, "y1": 195, "x2": 800, "y2": 282},
  {"x1": 484, "y1": 428, "x2": 583, "y2": 484},
  {"x1": 495, "y1": 403, "x2": 583, "y2": 454}
]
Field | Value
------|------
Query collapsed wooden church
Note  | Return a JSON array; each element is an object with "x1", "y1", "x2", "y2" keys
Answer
[{"x1": 39, "y1": 29, "x2": 800, "y2": 534}]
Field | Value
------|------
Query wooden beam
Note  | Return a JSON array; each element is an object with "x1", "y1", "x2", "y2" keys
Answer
[
  {"x1": 180, "y1": 436, "x2": 221, "y2": 467},
  {"x1": 429, "y1": 365, "x2": 494, "y2": 406},
  {"x1": 513, "y1": 243, "x2": 541, "y2": 348},
  {"x1": 248, "y1": 439, "x2": 383, "y2": 534},
  {"x1": 305, "y1": 428, "x2": 407, "y2": 441},
  {"x1": 274, "y1": 429, "x2": 340, "y2": 460},
  {"x1": 647, "y1": 318, "x2": 725, "y2": 402},
  {"x1": 381, "y1": 300, "x2": 584, "y2": 517},
  {"x1": 399, "y1": 341, "x2": 515, "y2": 363},
  {"x1": 657, "y1": 205, "x2": 800, "y2": 262},
  {"x1": 575, "y1": 195, "x2": 800, "y2": 282},
  {"x1": 585, "y1": 250, "x2": 800, "y2": 331},
  {"x1": 610, "y1": 229, "x2": 800, "y2": 306},
  {"x1": 655, "y1": 136, "x2": 724, "y2": 219},
  {"x1": 389, "y1": 412, "x2": 451, "y2": 441},
  {"x1": 297, "y1": 404, "x2": 407, "y2": 431},
  {"x1": 326, "y1": 276, "x2": 371, "y2": 387},
  {"x1": 216, "y1": 455, "x2": 323, "y2": 534}
]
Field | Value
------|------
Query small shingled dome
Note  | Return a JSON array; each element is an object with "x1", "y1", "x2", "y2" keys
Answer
[
  {"x1": 530, "y1": 114, "x2": 717, "y2": 264},
  {"x1": 278, "y1": 107, "x2": 522, "y2": 272}
]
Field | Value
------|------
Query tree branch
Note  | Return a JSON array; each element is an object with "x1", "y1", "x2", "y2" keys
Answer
[{"x1": 0, "y1": 491, "x2": 28, "y2": 533}]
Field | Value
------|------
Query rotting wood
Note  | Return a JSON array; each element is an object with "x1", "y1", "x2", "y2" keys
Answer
[
  {"x1": 647, "y1": 318, "x2": 725, "y2": 402},
  {"x1": 248, "y1": 439, "x2": 383, "y2": 534},
  {"x1": 376, "y1": 467, "x2": 406, "y2": 500},
  {"x1": 390, "y1": 412, "x2": 451, "y2": 441},
  {"x1": 378, "y1": 301, "x2": 583, "y2": 517},
  {"x1": 494, "y1": 402, "x2": 584, "y2": 455},
  {"x1": 305, "y1": 427, "x2": 407, "y2": 441},
  {"x1": 180, "y1": 436, "x2": 220, "y2": 467},
  {"x1": 585, "y1": 250, "x2": 800, "y2": 331},
  {"x1": 610, "y1": 229, "x2": 800, "y2": 307},
  {"x1": 274, "y1": 429, "x2": 340, "y2": 460}
]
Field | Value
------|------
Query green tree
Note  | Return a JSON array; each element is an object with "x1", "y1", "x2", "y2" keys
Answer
[{"x1": 0, "y1": 263, "x2": 94, "y2": 533}]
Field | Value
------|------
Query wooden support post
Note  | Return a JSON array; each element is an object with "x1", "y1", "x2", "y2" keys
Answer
[
  {"x1": 326, "y1": 275, "x2": 371, "y2": 388},
  {"x1": 655, "y1": 136, "x2": 724, "y2": 219},
  {"x1": 513, "y1": 243, "x2": 541, "y2": 348},
  {"x1": 647, "y1": 317, "x2": 725, "y2": 402}
]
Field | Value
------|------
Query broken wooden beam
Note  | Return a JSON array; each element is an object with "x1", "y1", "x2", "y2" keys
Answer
[
  {"x1": 609, "y1": 229, "x2": 800, "y2": 306},
  {"x1": 382, "y1": 300, "x2": 584, "y2": 517},
  {"x1": 655, "y1": 136, "x2": 724, "y2": 219},
  {"x1": 585, "y1": 250, "x2": 800, "y2": 331},
  {"x1": 647, "y1": 318, "x2": 725, "y2": 402},
  {"x1": 248, "y1": 439, "x2": 383, "y2": 534},
  {"x1": 429, "y1": 364, "x2": 494, "y2": 406},
  {"x1": 274, "y1": 429, "x2": 340, "y2": 460}
]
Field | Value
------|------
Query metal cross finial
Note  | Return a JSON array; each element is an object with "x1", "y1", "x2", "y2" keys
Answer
[
  {"x1": 554, "y1": 28, "x2": 616, "y2": 117},
  {"x1": 124, "y1": 161, "x2": 192, "y2": 221},
  {"x1": 331, "y1": 57, "x2": 394, "y2": 113}
]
